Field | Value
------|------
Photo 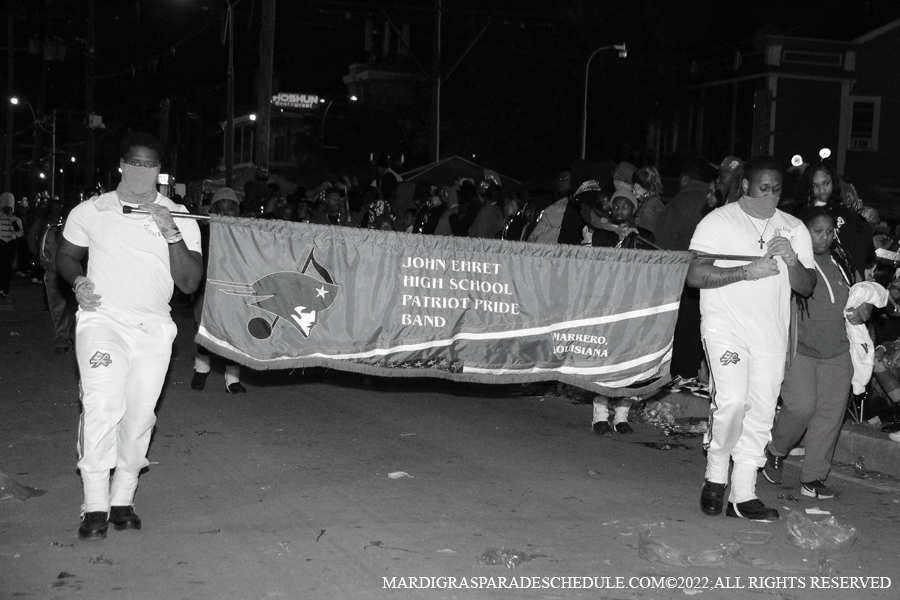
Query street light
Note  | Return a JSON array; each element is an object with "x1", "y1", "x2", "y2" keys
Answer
[
  {"x1": 580, "y1": 43, "x2": 627, "y2": 160},
  {"x1": 320, "y1": 95, "x2": 357, "y2": 154},
  {"x1": 9, "y1": 97, "x2": 58, "y2": 196}
]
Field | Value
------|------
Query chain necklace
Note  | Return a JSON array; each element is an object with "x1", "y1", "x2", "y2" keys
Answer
[{"x1": 745, "y1": 212, "x2": 772, "y2": 250}]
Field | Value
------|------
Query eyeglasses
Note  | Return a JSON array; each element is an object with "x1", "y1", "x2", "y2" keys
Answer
[{"x1": 127, "y1": 160, "x2": 160, "y2": 168}]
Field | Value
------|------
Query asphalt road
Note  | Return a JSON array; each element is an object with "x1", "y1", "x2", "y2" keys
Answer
[{"x1": 2, "y1": 278, "x2": 899, "y2": 600}]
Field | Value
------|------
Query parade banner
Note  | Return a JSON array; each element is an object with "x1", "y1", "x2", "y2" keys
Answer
[{"x1": 196, "y1": 216, "x2": 692, "y2": 396}]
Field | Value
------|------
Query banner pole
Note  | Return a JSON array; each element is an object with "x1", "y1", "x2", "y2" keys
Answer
[
  {"x1": 122, "y1": 206, "x2": 210, "y2": 220},
  {"x1": 691, "y1": 251, "x2": 762, "y2": 262}
]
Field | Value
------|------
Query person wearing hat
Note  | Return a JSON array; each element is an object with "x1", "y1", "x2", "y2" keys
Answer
[
  {"x1": 589, "y1": 186, "x2": 656, "y2": 435},
  {"x1": 613, "y1": 162, "x2": 637, "y2": 195},
  {"x1": 0, "y1": 191, "x2": 24, "y2": 298},
  {"x1": 716, "y1": 156, "x2": 742, "y2": 201},
  {"x1": 192, "y1": 187, "x2": 246, "y2": 394}
]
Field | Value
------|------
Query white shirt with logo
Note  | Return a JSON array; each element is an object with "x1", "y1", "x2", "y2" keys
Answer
[
  {"x1": 63, "y1": 191, "x2": 202, "y2": 322},
  {"x1": 689, "y1": 202, "x2": 814, "y2": 352}
]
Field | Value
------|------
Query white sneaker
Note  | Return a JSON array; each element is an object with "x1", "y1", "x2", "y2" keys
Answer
[{"x1": 889, "y1": 430, "x2": 900, "y2": 443}]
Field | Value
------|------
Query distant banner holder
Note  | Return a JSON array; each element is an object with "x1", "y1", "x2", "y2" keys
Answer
[{"x1": 123, "y1": 206, "x2": 209, "y2": 220}]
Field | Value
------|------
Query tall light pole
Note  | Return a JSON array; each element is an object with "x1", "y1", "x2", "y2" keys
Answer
[
  {"x1": 320, "y1": 95, "x2": 357, "y2": 155},
  {"x1": 580, "y1": 43, "x2": 627, "y2": 160}
]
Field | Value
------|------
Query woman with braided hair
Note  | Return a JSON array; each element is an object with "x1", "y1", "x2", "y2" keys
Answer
[{"x1": 763, "y1": 206, "x2": 870, "y2": 500}]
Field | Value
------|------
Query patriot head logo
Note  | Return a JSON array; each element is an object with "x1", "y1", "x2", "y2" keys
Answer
[{"x1": 211, "y1": 249, "x2": 339, "y2": 340}]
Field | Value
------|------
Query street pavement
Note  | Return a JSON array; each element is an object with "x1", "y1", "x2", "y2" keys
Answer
[{"x1": 1, "y1": 277, "x2": 899, "y2": 600}]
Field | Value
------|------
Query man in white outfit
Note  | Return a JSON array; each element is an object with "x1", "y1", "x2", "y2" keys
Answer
[
  {"x1": 57, "y1": 132, "x2": 203, "y2": 540},
  {"x1": 687, "y1": 156, "x2": 815, "y2": 521}
]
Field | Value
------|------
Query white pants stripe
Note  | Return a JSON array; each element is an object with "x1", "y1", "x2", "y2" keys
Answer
[
  {"x1": 76, "y1": 311, "x2": 176, "y2": 511},
  {"x1": 703, "y1": 336, "x2": 784, "y2": 489}
]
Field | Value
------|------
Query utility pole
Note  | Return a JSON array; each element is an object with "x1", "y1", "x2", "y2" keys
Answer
[
  {"x1": 5, "y1": 4, "x2": 14, "y2": 192},
  {"x1": 254, "y1": 0, "x2": 275, "y2": 175},
  {"x1": 225, "y1": 1, "x2": 234, "y2": 188},
  {"x1": 429, "y1": 0, "x2": 441, "y2": 163},
  {"x1": 85, "y1": 0, "x2": 96, "y2": 191},
  {"x1": 28, "y1": 18, "x2": 52, "y2": 200}
]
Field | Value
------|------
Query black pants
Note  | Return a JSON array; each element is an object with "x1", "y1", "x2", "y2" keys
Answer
[
  {"x1": 0, "y1": 240, "x2": 16, "y2": 294},
  {"x1": 671, "y1": 286, "x2": 703, "y2": 379}
]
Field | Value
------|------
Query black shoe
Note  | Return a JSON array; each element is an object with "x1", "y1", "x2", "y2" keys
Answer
[
  {"x1": 592, "y1": 421, "x2": 613, "y2": 436},
  {"x1": 800, "y1": 479, "x2": 836, "y2": 499},
  {"x1": 700, "y1": 480, "x2": 727, "y2": 515},
  {"x1": 763, "y1": 450, "x2": 783, "y2": 484},
  {"x1": 78, "y1": 511, "x2": 108, "y2": 540},
  {"x1": 190, "y1": 370, "x2": 208, "y2": 390},
  {"x1": 726, "y1": 498, "x2": 779, "y2": 521},
  {"x1": 615, "y1": 422, "x2": 634, "y2": 434},
  {"x1": 226, "y1": 382, "x2": 246, "y2": 394},
  {"x1": 109, "y1": 505, "x2": 142, "y2": 530}
]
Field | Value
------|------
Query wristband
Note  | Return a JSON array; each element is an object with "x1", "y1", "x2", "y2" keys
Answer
[{"x1": 166, "y1": 231, "x2": 183, "y2": 245}]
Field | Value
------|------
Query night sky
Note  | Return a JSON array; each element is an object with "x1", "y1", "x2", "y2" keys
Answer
[{"x1": 5, "y1": 0, "x2": 900, "y2": 188}]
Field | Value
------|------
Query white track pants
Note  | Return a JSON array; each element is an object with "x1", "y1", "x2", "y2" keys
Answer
[
  {"x1": 703, "y1": 335, "x2": 784, "y2": 490},
  {"x1": 76, "y1": 310, "x2": 176, "y2": 511}
]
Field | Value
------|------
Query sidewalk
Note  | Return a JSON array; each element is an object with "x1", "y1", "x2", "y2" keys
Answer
[{"x1": 653, "y1": 390, "x2": 900, "y2": 479}]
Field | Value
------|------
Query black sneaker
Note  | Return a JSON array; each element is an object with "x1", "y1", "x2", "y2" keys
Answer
[
  {"x1": 592, "y1": 421, "x2": 613, "y2": 436},
  {"x1": 109, "y1": 505, "x2": 142, "y2": 530},
  {"x1": 726, "y1": 499, "x2": 779, "y2": 521},
  {"x1": 763, "y1": 450, "x2": 783, "y2": 484},
  {"x1": 78, "y1": 511, "x2": 108, "y2": 540},
  {"x1": 614, "y1": 422, "x2": 634, "y2": 434},
  {"x1": 800, "y1": 479, "x2": 836, "y2": 499},
  {"x1": 190, "y1": 370, "x2": 209, "y2": 391},
  {"x1": 226, "y1": 382, "x2": 247, "y2": 394},
  {"x1": 700, "y1": 480, "x2": 727, "y2": 516}
]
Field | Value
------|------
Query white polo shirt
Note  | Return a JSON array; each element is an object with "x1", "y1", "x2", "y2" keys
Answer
[
  {"x1": 689, "y1": 202, "x2": 814, "y2": 352},
  {"x1": 63, "y1": 191, "x2": 202, "y2": 322}
]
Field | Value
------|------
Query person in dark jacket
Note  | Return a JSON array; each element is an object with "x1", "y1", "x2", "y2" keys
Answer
[{"x1": 656, "y1": 157, "x2": 717, "y2": 384}]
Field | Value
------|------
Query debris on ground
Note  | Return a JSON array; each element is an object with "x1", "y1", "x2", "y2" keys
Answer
[
  {"x1": 786, "y1": 510, "x2": 856, "y2": 551},
  {"x1": 833, "y1": 456, "x2": 896, "y2": 481},
  {"x1": 639, "y1": 528, "x2": 833, "y2": 574},
  {"x1": 0, "y1": 471, "x2": 46, "y2": 501},
  {"x1": 634, "y1": 442, "x2": 693, "y2": 451},
  {"x1": 388, "y1": 471, "x2": 413, "y2": 479},
  {"x1": 479, "y1": 548, "x2": 540, "y2": 569}
]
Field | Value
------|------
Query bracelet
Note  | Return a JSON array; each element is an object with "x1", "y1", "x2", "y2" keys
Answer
[{"x1": 166, "y1": 232, "x2": 183, "y2": 245}]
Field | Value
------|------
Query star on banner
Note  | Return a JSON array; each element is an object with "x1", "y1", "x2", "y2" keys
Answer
[{"x1": 316, "y1": 286, "x2": 329, "y2": 298}]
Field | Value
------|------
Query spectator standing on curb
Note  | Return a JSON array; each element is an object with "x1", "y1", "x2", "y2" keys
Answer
[
  {"x1": 0, "y1": 192, "x2": 24, "y2": 298},
  {"x1": 40, "y1": 200, "x2": 77, "y2": 353}
]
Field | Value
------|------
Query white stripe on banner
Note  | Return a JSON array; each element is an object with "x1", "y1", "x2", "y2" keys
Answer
[
  {"x1": 199, "y1": 300, "x2": 679, "y2": 364},
  {"x1": 463, "y1": 342, "x2": 673, "y2": 378}
]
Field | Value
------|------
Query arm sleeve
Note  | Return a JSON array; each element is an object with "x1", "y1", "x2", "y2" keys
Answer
[
  {"x1": 62, "y1": 204, "x2": 90, "y2": 247},
  {"x1": 793, "y1": 223, "x2": 815, "y2": 269},
  {"x1": 688, "y1": 212, "x2": 721, "y2": 254}
]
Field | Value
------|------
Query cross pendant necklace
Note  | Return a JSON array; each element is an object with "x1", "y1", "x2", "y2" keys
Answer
[{"x1": 746, "y1": 214, "x2": 771, "y2": 250}]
